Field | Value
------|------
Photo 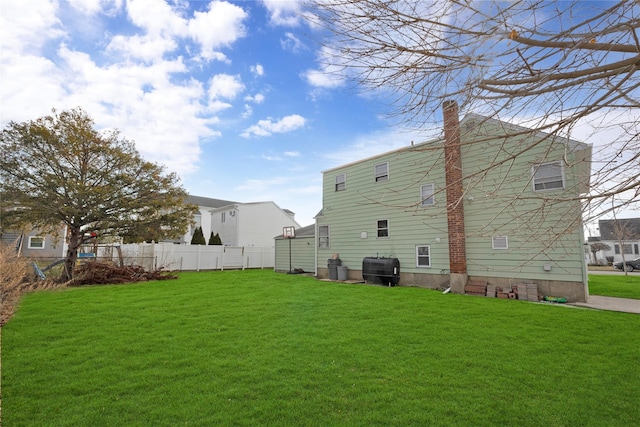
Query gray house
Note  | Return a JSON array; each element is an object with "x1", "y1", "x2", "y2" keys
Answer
[
  {"x1": 314, "y1": 103, "x2": 592, "y2": 302},
  {"x1": 590, "y1": 218, "x2": 640, "y2": 264}
]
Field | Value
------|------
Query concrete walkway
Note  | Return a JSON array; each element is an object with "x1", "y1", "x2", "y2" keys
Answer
[{"x1": 571, "y1": 296, "x2": 640, "y2": 314}]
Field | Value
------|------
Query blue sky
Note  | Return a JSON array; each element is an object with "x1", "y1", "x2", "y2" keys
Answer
[
  {"x1": 1, "y1": 0, "x2": 426, "y2": 227},
  {"x1": 1, "y1": 0, "x2": 637, "y2": 228}
]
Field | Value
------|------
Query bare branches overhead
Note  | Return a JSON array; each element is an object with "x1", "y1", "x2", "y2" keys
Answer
[{"x1": 307, "y1": 0, "x2": 640, "y2": 219}]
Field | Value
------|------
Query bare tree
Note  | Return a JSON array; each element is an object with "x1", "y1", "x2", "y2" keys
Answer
[
  {"x1": 307, "y1": 0, "x2": 639, "y2": 222},
  {"x1": 609, "y1": 213, "x2": 640, "y2": 275},
  {"x1": 588, "y1": 242, "x2": 610, "y2": 265}
]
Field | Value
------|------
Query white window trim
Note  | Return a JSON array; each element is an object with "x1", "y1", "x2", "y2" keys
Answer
[
  {"x1": 374, "y1": 162, "x2": 389, "y2": 182},
  {"x1": 318, "y1": 225, "x2": 330, "y2": 248},
  {"x1": 532, "y1": 161, "x2": 565, "y2": 192},
  {"x1": 416, "y1": 245, "x2": 431, "y2": 268},
  {"x1": 335, "y1": 173, "x2": 346, "y2": 191},
  {"x1": 420, "y1": 183, "x2": 435, "y2": 206},
  {"x1": 28, "y1": 236, "x2": 45, "y2": 249},
  {"x1": 377, "y1": 219, "x2": 389, "y2": 238},
  {"x1": 492, "y1": 236, "x2": 509, "y2": 250}
]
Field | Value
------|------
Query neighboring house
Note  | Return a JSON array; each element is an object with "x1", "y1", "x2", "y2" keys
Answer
[
  {"x1": 315, "y1": 103, "x2": 592, "y2": 302},
  {"x1": 177, "y1": 195, "x2": 238, "y2": 244},
  {"x1": 274, "y1": 224, "x2": 316, "y2": 273},
  {"x1": 0, "y1": 227, "x2": 66, "y2": 259},
  {"x1": 591, "y1": 218, "x2": 640, "y2": 263},
  {"x1": 210, "y1": 201, "x2": 301, "y2": 247}
]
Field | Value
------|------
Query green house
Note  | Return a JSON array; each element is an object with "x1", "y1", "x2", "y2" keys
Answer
[{"x1": 316, "y1": 104, "x2": 592, "y2": 302}]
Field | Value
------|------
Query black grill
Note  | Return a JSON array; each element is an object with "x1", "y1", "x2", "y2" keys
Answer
[{"x1": 362, "y1": 257, "x2": 400, "y2": 286}]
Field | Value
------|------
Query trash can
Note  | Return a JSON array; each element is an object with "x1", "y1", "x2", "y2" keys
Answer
[
  {"x1": 327, "y1": 258, "x2": 341, "y2": 280},
  {"x1": 337, "y1": 266, "x2": 348, "y2": 281}
]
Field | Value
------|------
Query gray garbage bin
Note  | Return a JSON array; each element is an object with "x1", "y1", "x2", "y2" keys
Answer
[
  {"x1": 327, "y1": 258, "x2": 341, "y2": 280},
  {"x1": 337, "y1": 266, "x2": 348, "y2": 281}
]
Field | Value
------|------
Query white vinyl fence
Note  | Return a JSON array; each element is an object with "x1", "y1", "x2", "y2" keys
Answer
[{"x1": 98, "y1": 243, "x2": 274, "y2": 272}]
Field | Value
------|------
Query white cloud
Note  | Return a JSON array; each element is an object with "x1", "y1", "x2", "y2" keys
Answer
[
  {"x1": 304, "y1": 46, "x2": 346, "y2": 88},
  {"x1": 126, "y1": 0, "x2": 186, "y2": 36},
  {"x1": 250, "y1": 63, "x2": 264, "y2": 76},
  {"x1": 245, "y1": 93, "x2": 265, "y2": 104},
  {"x1": 241, "y1": 114, "x2": 306, "y2": 138},
  {"x1": 68, "y1": 0, "x2": 123, "y2": 16},
  {"x1": 261, "y1": 0, "x2": 303, "y2": 26},
  {"x1": 281, "y1": 32, "x2": 306, "y2": 53},
  {"x1": 304, "y1": 69, "x2": 344, "y2": 89},
  {"x1": 322, "y1": 129, "x2": 422, "y2": 168},
  {"x1": 208, "y1": 74, "x2": 245, "y2": 100},
  {"x1": 107, "y1": 33, "x2": 178, "y2": 62},
  {"x1": 187, "y1": 1, "x2": 247, "y2": 61},
  {"x1": 284, "y1": 151, "x2": 300, "y2": 157},
  {"x1": 0, "y1": 0, "x2": 64, "y2": 55}
]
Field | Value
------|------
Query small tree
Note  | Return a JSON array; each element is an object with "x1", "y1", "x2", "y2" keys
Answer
[
  {"x1": 190, "y1": 226, "x2": 206, "y2": 245},
  {"x1": 1, "y1": 108, "x2": 199, "y2": 281},
  {"x1": 213, "y1": 233, "x2": 222, "y2": 245},
  {"x1": 589, "y1": 242, "x2": 611, "y2": 265},
  {"x1": 208, "y1": 232, "x2": 223, "y2": 245}
]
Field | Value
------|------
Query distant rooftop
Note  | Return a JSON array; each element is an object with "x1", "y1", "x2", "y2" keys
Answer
[
  {"x1": 187, "y1": 195, "x2": 237, "y2": 208},
  {"x1": 598, "y1": 218, "x2": 640, "y2": 240}
]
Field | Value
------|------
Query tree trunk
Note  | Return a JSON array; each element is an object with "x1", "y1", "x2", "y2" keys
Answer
[{"x1": 61, "y1": 228, "x2": 82, "y2": 282}]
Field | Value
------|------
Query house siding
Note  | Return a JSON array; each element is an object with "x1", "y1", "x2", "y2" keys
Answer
[
  {"x1": 460, "y1": 118, "x2": 588, "y2": 287},
  {"x1": 318, "y1": 142, "x2": 451, "y2": 285},
  {"x1": 274, "y1": 236, "x2": 316, "y2": 273},
  {"x1": 317, "y1": 111, "x2": 591, "y2": 302}
]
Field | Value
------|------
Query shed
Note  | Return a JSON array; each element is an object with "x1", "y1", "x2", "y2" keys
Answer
[{"x1": 274, "y1": 224, "x2": 316, "y2": 274}]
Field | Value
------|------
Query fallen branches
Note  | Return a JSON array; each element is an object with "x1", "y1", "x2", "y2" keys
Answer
[{"x1": 70, "y1": 262, "x2": 178, "y2": 286}]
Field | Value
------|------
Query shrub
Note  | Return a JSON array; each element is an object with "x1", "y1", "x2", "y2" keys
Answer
[
  {"x1": 190, "y1": 226, "x2": 206, "y2": 245},
  {"x1": 0, "y1": 245, "x2": 65, "y2": 325}
]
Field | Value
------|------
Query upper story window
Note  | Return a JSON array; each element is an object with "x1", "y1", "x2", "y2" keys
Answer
[
  {"x1": 221, "y1": 212, "x2": 226, "y2": 223},
  {"x1": 335, "y1": 173, "x2": 346, "y2": 191},
  {"x1": 374, "y1": 162, "x2": 389, "y2": 182},
  {"x1": 377, "y1": 219, "x2": 389, "y2": 238},
  {"x1": 420, "y1": 183, "x2": 435, "y2": 206},
  {"x1": 28, "y1": 236, "x2": 45, "y2": 249},
  {"x1": 532, "y1": 161, "x2": 564, "y2": 191},
  {"x1": 191, "y1": 214, "x2": 202, "y2": 234},
  {"x1": 318, "y1": 225, "x2": 330, "y2": 248}
]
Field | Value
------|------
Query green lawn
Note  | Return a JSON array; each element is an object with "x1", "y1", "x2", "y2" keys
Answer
[
  {"x1": 588, "y1": 273, "x2": 640, "y2": 299},
  {"x1": 2, "y1": 270, "x2": 639, "y2": 426}
]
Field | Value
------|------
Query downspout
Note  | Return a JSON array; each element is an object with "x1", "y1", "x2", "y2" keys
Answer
[{"x1": 443, "y1": 100, "x2": 468, "y2": 293}]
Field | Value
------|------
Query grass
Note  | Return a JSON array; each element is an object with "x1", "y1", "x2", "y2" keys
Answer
[
  {"x1": 2, "y1": 270, "x2": 639, "y2": 426},
  {"x1": 588, "y1": 273, "x2": 640, "y2": 299}
]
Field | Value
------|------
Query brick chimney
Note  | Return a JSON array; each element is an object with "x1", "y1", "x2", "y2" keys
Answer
[{"x1": 443, "y1": 100, "x2": 468, "y2": 293}]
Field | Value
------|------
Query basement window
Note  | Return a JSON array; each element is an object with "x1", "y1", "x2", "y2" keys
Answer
[
  {"x1": 374, "y1": 162, "x2": 389, "y2": 182},
  {"x1": 335, "y1": 173, "x2": 346, "y2": 191},
  {"x1": 416, "y1": 245, "x2": 431, "y2": 267},
  {"x1": 532, "y1": 161, "x2": 564, "y2": 191},
  {"x1": 492, "y1": 236, "x2": 508, "y2": 250},
  {"x1": 377, "y1": 220, "x2": 389, "y2": 238}
]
